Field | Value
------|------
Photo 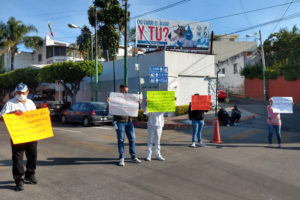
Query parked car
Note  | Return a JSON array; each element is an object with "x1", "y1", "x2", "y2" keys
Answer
[
  {"x1": 218, "y1": 90, "x2": 227, "y2": 102},
  {"x1": 61, "y1": 102, "x2": 113, "y2": 126},
  {"x1": 28, "y1": 93, "x2": 71, "y2": 121}
]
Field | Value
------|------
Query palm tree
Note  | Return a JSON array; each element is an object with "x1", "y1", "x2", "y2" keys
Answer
[
  {"x1": 76, "y1": 25, "x2": 92, "y2": 60},
  {"x1": 0, "y1": 17, "x2": 42, "y2": 70}
]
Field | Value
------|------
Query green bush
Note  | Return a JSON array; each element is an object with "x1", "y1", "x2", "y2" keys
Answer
[
  {"x1": 175, "y1": 105, "x2": 189, "y2": 116},
  {"x1": 136, "y1": 109, "x2": 148, "y2": 121}
]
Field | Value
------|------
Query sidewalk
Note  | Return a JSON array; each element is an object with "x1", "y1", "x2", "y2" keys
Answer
[{"x1": 133, "y1": 106, "x2": 258, "y2": 130}]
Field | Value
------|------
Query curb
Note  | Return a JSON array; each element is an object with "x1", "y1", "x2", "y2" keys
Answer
[{"x1": 133, "y1": 114, "x2": 257, "y2": 130}]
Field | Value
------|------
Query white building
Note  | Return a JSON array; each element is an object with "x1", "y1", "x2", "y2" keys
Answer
[
  {"x1": 218, "y1": 51, "x2": 259, "y2": 96},
  {"x1": 3, "y1": 35, "x2": 83, "y2": 71},
  {"x1": 75, "y1": 50, "x2": 217, "y2": 109}
]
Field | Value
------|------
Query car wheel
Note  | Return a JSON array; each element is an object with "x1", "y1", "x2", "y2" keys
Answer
[
  {"x1": 83, "y1": 117, "x2": 90, "y2": 127},
  {"x1": 61, "y1": 115, "x2": 67, "y2": 124}
]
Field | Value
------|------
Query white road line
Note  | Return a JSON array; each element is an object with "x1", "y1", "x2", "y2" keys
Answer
[
  {"x1": 53, "y1": 127, "x2": 82, "y2": 133},
  {"x1": 92, "y1": 126, "x2": 114, "y2": 130}
]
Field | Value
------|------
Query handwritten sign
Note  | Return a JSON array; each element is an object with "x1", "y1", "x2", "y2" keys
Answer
[
  {"x1": 272, "y1": 97, "x2": 293, "y2": 113},
  {"x1": 147, "y1": 91, "x2": 175, "y2": 112},
  {"x1": 3, "y1": 108, "x2": 54, "y2": 144},
  {"x1": 191, "y1": 95, "x2": 211, "y2": 111},
  {"x1": 109, "y1": 92, "x2": 139, "y2": 117}
]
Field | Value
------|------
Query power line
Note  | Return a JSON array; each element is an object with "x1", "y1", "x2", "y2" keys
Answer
[
  {"x1": 270, "y1": 0, "x2": 294, "y2": 34},
  {"x1": 239, "y1": 0, "x2": 252, "y2": 27},
  {"x1": 201, "y1": 0, "x2": 300, "y2": 22},
  {"x1": 216, "y1": 11, "x2": 300, "y2": 39},
  {"x1": 131, "y1": 0, "x2": 191, "y2": 20}
]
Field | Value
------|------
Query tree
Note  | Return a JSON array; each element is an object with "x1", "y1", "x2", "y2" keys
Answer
[
  {"x1": 76, "y1": 25, "x2": 92, "y2": 60},
  {"x1": 88, "y1": 0, "x2": 127, "y2": 60},
  {"x1": 0, "y1": 17, "x2": 43, "y2": 70},
  {"x1": 39, "y1": 60, "x2": 102, "y2": 103},
  {"x1": 243, "y1": 26, "x2": 300, "y2": 80},
  {"x1": 0, "y1": 68, "x2": 40, "y2": 103}
]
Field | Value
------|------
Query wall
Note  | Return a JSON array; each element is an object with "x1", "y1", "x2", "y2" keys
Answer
[
  {"x1": 244, "y1": 76, "x2": 300, "y2": 103},
  {"x1": 4, "y1": 51, "x2": 33, "y2": 71},
  {"x1": 75, "y1": 51, "x2": 216, "y2": 108}
]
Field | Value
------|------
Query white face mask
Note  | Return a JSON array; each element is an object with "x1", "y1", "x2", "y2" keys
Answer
[{"x1": 16, "y1": 94, "x2": 27, "y2": 101}]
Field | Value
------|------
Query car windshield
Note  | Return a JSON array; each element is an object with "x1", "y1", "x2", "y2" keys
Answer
[{"x1": 91, "y1": 102, "x2": 107, "y2": 111}]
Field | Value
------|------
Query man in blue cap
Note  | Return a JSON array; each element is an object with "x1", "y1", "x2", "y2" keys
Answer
[{"x1": 0, "y1": 83, "x2": 38, "y2": 191}]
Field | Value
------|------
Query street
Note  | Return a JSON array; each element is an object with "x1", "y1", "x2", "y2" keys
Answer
[{"x1": 1, "y1": 98, "x2": 300, "y2": 200}]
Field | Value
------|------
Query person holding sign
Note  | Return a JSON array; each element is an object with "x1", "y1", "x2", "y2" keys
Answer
[
  {"x1": 188, "y1": 94, "x2": 209, "y2": 147},
  {"x1": 144, "y1": 99, "x2": 165, "y2": 161},
  {"x1": 0, "y1": 83, "x2": 38, "y2": 191},
  {"x1": 108, "y1": 85, "x2": 142, "y2": 166},
  {"x1": 267, "y1": 98, "x2": 282, "y2": 148}
]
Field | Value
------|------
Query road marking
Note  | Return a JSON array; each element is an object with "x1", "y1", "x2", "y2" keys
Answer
[
  {"x1": 53, "y1": 127, "x2": 81, "y2": 133},
  {"x1": 92, "y1": 127, "x2": 114, "y2": 130}
]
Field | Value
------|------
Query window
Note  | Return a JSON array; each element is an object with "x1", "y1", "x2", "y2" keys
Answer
[
  {"x1": 78, "y1": 103, "x2": 89, "y2": 111},
  {"x1": 38, "y1": 54, "x2": 42, "y2": 62},
  {"x1": 222, "y1": 68, "x2": 225, "y2": 74},
  {"x1": 71, "y1": 103, "x2": 80, "y2": 111},
  {"x1": 233, "y1": 63, "x2": 238, "y2": 74},
  {"x1": 46, "y1": 46, "x2": 67, "y2": 58}
]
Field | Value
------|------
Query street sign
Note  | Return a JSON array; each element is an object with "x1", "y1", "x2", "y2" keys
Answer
[{"x1": 149, "y1": 66, "x2": 168, "y2": 84}]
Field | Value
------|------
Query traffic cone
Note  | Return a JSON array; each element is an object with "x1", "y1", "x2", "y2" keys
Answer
[{"x1": 211, "y1": 117, "x2": 223, "y2": 144}]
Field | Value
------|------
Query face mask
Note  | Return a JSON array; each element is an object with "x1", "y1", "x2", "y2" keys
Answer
[{"x1": 16, "y1": 94, "x2": 27, "y2": 101}]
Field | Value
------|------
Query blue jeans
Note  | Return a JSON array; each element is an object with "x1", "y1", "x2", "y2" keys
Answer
[
  {"x1": 116, "y1": 121, "x2": 136, "y2": 159},
  {"x1": 192, "y1": 119, "x2": 205, "y2": 143},
  {"x1": 268, "y1": 123, "x2": 282, "y2": 144}
]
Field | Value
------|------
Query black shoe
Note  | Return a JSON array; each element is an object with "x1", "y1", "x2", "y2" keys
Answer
[
  {"x1": 16, "y1": 181, "x2": 24, "y2": 191},
  {"x1": 24, "y1": 175, "x2": 37, "y2": 184}
]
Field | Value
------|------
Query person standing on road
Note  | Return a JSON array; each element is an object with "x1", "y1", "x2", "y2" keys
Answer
[
  {"x1": 188, "y1": 94, "x2": 208, "y2": 148},
  {"x1": 0, "y1": 83, "x2": 38, "y2": 191},
  {"x1": 108, "y1": 85, "x2": 142, "y2": 166},
  {"x1": 144, "y1": 99, "x2": 165, "y2": 161},
  {"x1": 267, "y1": 98, "x2": 282, "y2": 148}
]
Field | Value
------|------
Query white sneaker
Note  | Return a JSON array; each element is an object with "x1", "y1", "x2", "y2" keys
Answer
[
  {"x1": 190, "y1": 142, "x2": 196, "y2": 148},
  {"x1": 118, "y1": 158, "x2": 125, "y2": 166},
  {"x1": 132, "y1": 157, "x2": 142, "y2": 164},
  {"x1": 156, "y1": 155, "x2": 165, "y2": 161},
  {"x1": 197, "y1": 142, "x2": 206, "y2": 147},
  {"x1": 145, "y1": 156, "x2": 151, "y2": 161}
]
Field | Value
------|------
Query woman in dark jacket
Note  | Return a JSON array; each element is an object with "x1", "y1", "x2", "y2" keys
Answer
[{"x1": 188, "y1": 102, "x2": 208, "y2": 148}]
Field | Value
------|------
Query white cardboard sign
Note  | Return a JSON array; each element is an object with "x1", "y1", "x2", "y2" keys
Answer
[
  {"x1": 272, "y1": 97, "x2": 293, "y2": 113},
  {"x1": 109, "y1": 92, "x2": 139, "y2": 117}
]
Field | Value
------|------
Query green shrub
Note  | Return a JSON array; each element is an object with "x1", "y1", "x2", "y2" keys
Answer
[
  {"x1": 175, "y1": 105, "x2": 189, "y2": 116},
  {"x1": 136, "y1": 109, "x2": 148, "y2": 121}
]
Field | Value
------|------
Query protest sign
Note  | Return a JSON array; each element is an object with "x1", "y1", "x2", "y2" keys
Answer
[
  {"x1": 272, "y1": 97, "x2": 293, "y2": 113},
  {"x1": 109, "y1": 92, "x2": 139, "y2": 117},
  {"x1": 3, "y1": 107, "x2": 54, "y2": 144},
  {"x1": 147, "y1": 91, "x2": 175, "y2": 112},
  {"x1": 191, "y1": 95, "x2": 211, "y2": 111}
]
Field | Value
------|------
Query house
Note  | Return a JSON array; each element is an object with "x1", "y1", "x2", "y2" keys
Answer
[
  {"x1": 3, "y1": 35, "x2": 83, "y2": 71},
  {"x1": 218, "y1": 51, "x2": 259, "y2": 96}
]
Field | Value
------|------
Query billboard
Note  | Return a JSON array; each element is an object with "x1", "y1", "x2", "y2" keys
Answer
[{"x1": 136, "y1": 18, "x2": 209, "y2": 50}]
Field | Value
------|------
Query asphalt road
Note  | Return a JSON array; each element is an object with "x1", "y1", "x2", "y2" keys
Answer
[{"x1": 0, "y1": 98, "x2": 300, "y2": 200}]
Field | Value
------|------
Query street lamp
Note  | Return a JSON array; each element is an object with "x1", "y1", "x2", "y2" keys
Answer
[
  {"x1": 68, "y1": 22, "x2": 98, "y2": 101},
  {"x1": 246, "y1": 30, "x2": 267, "y2": 101},
  {"x1": 68, "y1": 24, "x2": 93, "y2": 61}
]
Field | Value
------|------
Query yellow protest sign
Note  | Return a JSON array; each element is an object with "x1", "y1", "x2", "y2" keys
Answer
[
  {"x1": 147, "y1": 91, "x2": 175, "y2": 112},
  {"x1": 3, "y1": 107, "x2": 54, "y2": 144}
]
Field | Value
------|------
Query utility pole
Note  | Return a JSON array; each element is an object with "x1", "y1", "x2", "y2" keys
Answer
[
  {"x1": 215, "y1": 63, "x2": 220, "y2": 117},
  {"x1": 259, "y1": 30, "x2": 267, "y2": 101},
  {"x1": 94, "y1": 5, "x2": 98, "y2": 101},
  {"x1": 124, "y1": 0, "x2": 128, "y2": 85}
]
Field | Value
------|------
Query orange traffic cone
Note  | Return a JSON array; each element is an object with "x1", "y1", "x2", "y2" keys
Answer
[{"x1": 211, "y1": 117, "x2": 223, "y2": 144}]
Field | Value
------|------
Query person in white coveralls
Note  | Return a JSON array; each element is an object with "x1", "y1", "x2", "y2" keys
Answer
[{"x1": 144, "y1": 99, "x2": 165, "y2": 161}]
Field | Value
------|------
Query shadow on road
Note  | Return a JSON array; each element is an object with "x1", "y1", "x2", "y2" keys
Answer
[{"x1": 0, "y1": 181, "x2": 16, "y2": 191}]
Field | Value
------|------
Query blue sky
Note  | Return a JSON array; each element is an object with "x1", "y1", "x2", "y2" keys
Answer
[{"x1": 1, "y1": 0, "x2": 300, "y2": 52}]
